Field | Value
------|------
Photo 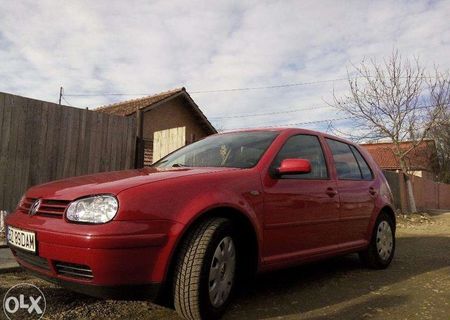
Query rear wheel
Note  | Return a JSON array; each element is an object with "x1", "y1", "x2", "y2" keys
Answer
[
  {"x1": 359, "y1": 212, "x2": 395, "y2": 269},
  {"x1": 173, "y1": 218, "x2": 236, "y2": 320}
]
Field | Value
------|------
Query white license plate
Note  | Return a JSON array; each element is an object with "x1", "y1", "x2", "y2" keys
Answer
[{"x1": 7, "y1": 226, "x2": 36, "y2": 253}]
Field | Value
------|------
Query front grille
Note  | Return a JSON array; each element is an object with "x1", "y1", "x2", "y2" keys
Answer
[
  {"x1": 19, "y1": 198, "x2": 70, "y2": 218},
  {"x1": 55, "y1": 261, "x2": 93, "y2": 280},
  {"x1": 15, "y1": 250, "x2": 50, "y2": 271}
]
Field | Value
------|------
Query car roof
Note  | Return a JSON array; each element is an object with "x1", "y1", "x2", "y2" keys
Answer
[{"x1": 219, "y1": 127, "x2": 357, "y2": 146}]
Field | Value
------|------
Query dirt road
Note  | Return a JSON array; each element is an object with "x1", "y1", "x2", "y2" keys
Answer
[{"x1": 1, "y1": 214, "x2": 449, "y2": 320}]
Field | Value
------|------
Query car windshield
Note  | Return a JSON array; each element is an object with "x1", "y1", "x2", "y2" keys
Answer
[{"x1": 153, "y1": 131, "x2": 279, "y2": 169}]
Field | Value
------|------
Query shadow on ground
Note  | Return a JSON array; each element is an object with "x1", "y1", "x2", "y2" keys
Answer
[
  {"x1": 0, "y1": 235, "x2": 448, "y2": 319},
  {"x1": 225, "y1": 235, "x2": 450, "y2": 319}
]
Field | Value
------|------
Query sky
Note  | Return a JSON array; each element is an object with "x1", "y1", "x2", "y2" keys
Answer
[{"x1": 1, "y1": 0, "x2": 449, "y2": 132}]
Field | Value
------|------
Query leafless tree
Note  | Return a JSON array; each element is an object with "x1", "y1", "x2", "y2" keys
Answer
[
  {"x1": 332, "y1": 51, "x2": 450, "y2": 213},
  {"x1": 430, "y1": 105, "x2": 450, "y2": 183}
]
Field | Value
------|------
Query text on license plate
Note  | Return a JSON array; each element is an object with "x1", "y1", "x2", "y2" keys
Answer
[{"x1": 7, "y1": 226, "x2": 36, "y2": 253}]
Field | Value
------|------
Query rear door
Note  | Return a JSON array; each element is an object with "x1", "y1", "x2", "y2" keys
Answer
[
  {"x1": 325, "y1": 139, "x2": 376, "y2": 244},
  {"x1": 262, "y1": 134, "x2": 340, "y2": 264}
]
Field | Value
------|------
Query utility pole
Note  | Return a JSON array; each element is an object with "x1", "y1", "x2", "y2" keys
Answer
[{"x1": 59, "y1": 86, "x2": 63, "y2": 105}]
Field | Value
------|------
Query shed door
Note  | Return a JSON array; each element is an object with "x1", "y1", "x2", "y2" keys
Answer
[{"x1": 153, "y1": 126, "x2": 186, "y2": 162}]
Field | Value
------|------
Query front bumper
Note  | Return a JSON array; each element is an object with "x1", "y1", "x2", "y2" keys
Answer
[
  {"x1": 25, "y1": 267, "x2": 162, "y2": 299},
  {"x1": 6, "y1": 211, "x2": 183, "y2": 298}
]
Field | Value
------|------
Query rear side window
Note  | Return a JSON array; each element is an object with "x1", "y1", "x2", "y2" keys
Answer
[
  {"x1": 350, "y1": 145, "x2": 373, "y2": 180},
  {"x1": 326, "y1": 138, "x2": 363, "y2": 180},
  {"x1": 272, "y1": 134, "x2": 328, "y2": 179}
]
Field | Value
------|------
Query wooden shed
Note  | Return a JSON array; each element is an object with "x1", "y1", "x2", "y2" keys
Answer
[{"x1": 96, "y1": 88, "x2": 216, "y2": 166}]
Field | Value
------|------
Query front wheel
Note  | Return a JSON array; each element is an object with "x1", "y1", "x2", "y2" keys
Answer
[
  {"x1": 173, "y1": 218, "x2": 236, "y2": 320},
  {"x1": 359, "y1": 212, "x2": 396, "y2": 269}
]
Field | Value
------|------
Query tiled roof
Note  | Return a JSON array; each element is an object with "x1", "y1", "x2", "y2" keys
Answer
[
  {"x1": 361, "y1": 140, "x2": 437, "y2": 171},
  {"x1": 95, "y1": 88, "x2": 184, "y2": 116}
]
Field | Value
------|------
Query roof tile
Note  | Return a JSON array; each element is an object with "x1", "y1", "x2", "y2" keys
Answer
[
  {"x1": 361, "y1": 140, "x2": 436, "y2": 171},
  {"x1": 95, "y1": 88, "x2": 184, "y2": 116}
]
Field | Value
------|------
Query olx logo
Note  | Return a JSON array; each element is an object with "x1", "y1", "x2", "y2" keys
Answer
[{"x1": 3, "y1": 283, "x2": 46, "y2": 320}]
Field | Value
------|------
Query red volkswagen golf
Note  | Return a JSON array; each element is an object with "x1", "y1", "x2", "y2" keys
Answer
[{"x1": 6, "y1": 128, "x2": 396, "y2": 319}]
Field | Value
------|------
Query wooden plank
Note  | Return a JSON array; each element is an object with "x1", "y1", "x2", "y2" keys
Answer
[
  {"x1": 87, "y1": 111, "x2": 97, "y2": 173},
  {"x1": 0, "y1": 93, "x2": 5, "y2": 140},
  {"x1": 125, "y1": 116, "x2": 136, "y2": 169},
  {"x1": 43, "y1": 102, "x2": 58, "y2": 184},
  {"x1": 99, "y1": 112, "x2": 111, "y2": 172},
  {"x1": 18, "y1": 99, "x2": 36, "y2": 203},
  {"x1": 116, "y1": 116, "x2": 124, "y2": 170},
  {"x1": 130, "y1": 116, "x2": 137, "y2": 168},
  {"x1": 106, "y1": 114, "x2": 115, "y2": 171},
  {"x1": 120, "y1": 118, "x2": 133, "y2": 169},
  {"x1": 69, "y1": 108, "x2": 80, "y2": 177},
  {"x1": 79, "y1": 108, "x2": 90, "y2": 175},
  {"x1": 117, "y1": 116, "x2": 125, "y2": 170},
  {"x1": 35, "y1": 101, "x2": 49, "y2": 185},
  {"x1": 0, "y1": 96, "x2": 12, "y2": 210},
  {"x1": 55, "y1": 102, "x2": 69, "y2": 178},
  {"x1": 3, "y1": 95, "x2": 18, "y2": 211},
  {"x1": 90, "y1": 111, "x2": 103, "y2": 173},
  {"x1": 62, "y1": 107, "x2": 76, "y2": 178},
  {"x1": 110, "y1": 115, "x2": 118, "y2": 170},
  {"x1": 13, "y1": 97, "x2": 28, "y2": 211},
  {"x1": 0, "y1": 93, "x2": 7, "y2": 209},
  {"x1": 51, "y1": 103, "x2": 64, "y2": 180},
  {"x1": 118, "y1": 117, "x2": 127, "y2": 169}
]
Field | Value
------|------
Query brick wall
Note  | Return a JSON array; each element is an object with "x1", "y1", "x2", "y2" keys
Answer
[
  {"x1": 384, "y1": 170, "x2": 450, "y2": 211},
  {"x1": 438, "y1": 182, "x2": 450, "y2": 209}
]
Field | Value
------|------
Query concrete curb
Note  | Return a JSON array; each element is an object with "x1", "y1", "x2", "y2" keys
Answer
[{"x1": 0, "y1": 265, "x2": 22, "y2": 274}]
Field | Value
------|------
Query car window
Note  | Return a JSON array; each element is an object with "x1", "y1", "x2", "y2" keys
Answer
[
  {"x1": 326, "y1": 138, "x2": 362, "y2": 180},
  {"x1": 350, "y1": 145, "x2": 373, "y2": 180},
  {"x1": 153, "y1": 131, "x2": 279, "y2": 169},
  {"x1": 272, "y1": 134, "x2": 328, "y2": 179}
]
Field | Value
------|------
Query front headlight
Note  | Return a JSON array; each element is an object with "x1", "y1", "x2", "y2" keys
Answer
[{"x1": 66, "y1": 195, "x2": 118, "y2": 224}]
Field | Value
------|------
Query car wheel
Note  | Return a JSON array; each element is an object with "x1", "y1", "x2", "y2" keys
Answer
[
  {"x1": 173, "y1": 218, "x2": 236, "y2": 320},
  {"x1": 359, "y1": 212, "x2": 395, "y2": 269}
]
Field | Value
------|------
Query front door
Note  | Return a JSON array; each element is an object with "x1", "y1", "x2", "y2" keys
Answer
[{"x1": 262, "y1": 134, "x2": 340, "y2": 265}]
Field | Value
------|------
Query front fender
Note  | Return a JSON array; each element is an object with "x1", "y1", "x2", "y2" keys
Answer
[
  {"x1": 116, "y1": 169, "x2": 264, "y2": 282},
  {"x1": 176, "y1": 188, "x2": 263, "y2": 243}
]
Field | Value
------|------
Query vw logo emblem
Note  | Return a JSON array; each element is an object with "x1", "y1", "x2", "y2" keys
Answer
[{"x1": 29, "y1": 199, "x2": 42, "y2": 216}]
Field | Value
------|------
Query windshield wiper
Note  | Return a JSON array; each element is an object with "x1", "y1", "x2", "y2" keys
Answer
[{"x1": 172, "y1": 163, "x2": 188, "y2": 167}]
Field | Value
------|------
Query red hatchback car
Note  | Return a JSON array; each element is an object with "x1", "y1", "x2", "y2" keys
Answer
[{"x1": 6, "y1": 128, "x2": 396, "y2": 319}]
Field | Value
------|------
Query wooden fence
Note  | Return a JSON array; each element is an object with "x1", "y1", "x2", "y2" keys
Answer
[{"x1": 0, "y1": 92, "x2": 136, "y2": 212}]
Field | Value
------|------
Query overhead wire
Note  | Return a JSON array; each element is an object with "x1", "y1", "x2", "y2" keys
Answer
[
  {"x1": 220, "y1": 103, "x2": 442, "y2": 130},
  {"x1": 209, "y1": 104, "x2": 333, "y2": 119},
  {"x1": 62, "y1": 75, "x2": 441, "y2": 97},
  {"x1": 62, "y1": 77, "x2": 353, "y2": 97}
]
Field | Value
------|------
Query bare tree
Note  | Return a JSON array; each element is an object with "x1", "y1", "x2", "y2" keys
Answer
[
  {"x1": 430, "y1": 105, "x2": 450, "y2": 183},
  {"x1": 332, "y1": 51, "x2": 450, "y2": 213}
]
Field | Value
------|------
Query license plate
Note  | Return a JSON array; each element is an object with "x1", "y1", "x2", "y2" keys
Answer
[{"x1": 7, "y1": 226, "x2": 36, "y2": 253}]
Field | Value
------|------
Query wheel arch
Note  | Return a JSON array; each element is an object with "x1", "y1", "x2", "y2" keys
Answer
[
  {"x1": 159, "y1": 206, "x2": 260, "y2": 303},
  {"x1": 380, "y1": 205, "x2": 396, "y2": 230},
  {"x1": 366, "y1": 205, "x2": 397, "y2": 243}
]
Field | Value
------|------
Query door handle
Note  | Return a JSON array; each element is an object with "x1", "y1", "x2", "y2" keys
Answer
[
  {"x1": 369, "y1": 187, "x2": 377, "y2": 196},
  {"x1": 326, "y1": 187, "x2": 338, "y2": 197}
]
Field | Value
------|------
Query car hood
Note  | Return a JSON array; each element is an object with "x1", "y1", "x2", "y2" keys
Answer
[{"x1": 26, "y1": 167, "x2": 238, "y2": 200}]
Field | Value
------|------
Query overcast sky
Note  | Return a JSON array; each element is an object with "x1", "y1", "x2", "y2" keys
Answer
[{"x1": 1, "y1": 0, "x2": 449, "y2": 131}]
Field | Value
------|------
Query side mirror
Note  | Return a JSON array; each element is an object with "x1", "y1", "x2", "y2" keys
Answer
[{"x1": 277, "y1": 158, "x2": 311, "y2": 175}]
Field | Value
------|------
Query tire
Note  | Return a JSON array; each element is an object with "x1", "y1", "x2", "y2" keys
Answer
[
  {"x1": 359, "y1": 212, "x2": 396, "y2": 269},
  {"x1": 173, "y1": 218, "x2": 237, "y2": 320}
]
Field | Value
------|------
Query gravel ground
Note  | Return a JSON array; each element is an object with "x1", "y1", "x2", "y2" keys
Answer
[{"x1": 1, "y1": 213, "x2": 449, "y2": 320}]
